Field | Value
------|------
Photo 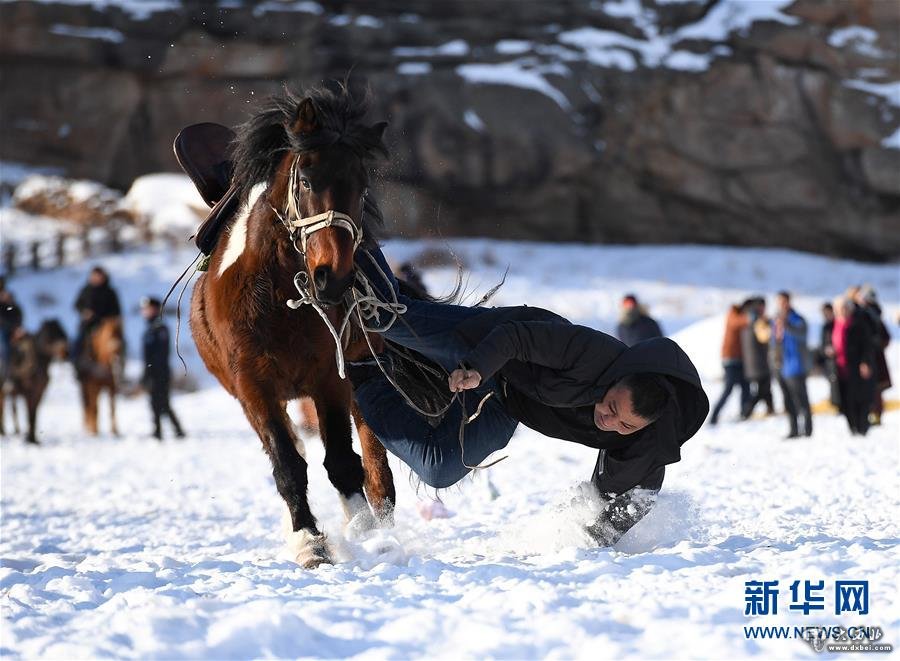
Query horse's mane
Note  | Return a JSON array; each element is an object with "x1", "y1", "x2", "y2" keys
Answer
[{"x1": 230, "y1": 81, "x2": 389, "y2": 233}]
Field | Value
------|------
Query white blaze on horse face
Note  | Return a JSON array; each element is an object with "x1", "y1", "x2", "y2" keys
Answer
[{"x1": 217, "y1": 182, "x2": 268, "y2": 277}]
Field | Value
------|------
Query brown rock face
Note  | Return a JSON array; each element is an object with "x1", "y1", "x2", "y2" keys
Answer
[{"x1": 1, "y1": 0, "x2": 898, "y2": 260}]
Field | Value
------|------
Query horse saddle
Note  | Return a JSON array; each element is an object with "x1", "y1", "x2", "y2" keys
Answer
[{"x1": 173, "y1": 122, "x2": 239, "y2": 255}]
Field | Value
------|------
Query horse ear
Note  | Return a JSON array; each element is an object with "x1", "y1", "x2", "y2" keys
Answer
[
  {"x1": 372, "y1": 121, "x2": 388, "y2": 140},
  {"x1": 290, "y1": 98, "x2": 318, "y2": 135}
]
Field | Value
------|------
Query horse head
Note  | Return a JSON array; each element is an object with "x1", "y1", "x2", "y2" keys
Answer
[
  {"x1": 231, "y1": 82, "x2": 388, "y2": 306},
  {"x1": 36, "y1": 319, "x2": 69, "y2": 361}
]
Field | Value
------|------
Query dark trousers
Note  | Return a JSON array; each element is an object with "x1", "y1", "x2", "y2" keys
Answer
[
  {"x1": 711, "y1": 362, "x2": 750, "y2": 423},
  {"x1": 743, "y1": 377, "x2": 774, "y2": 417},
  {"x1": 352, "y1": 247, "x2": 519, "y2": 488},
  {"x1": 777, "y1": 374, "x2": 812, "y2": 437},
  {"x1": 838, "y1": 377, "x2": 873, "y2": 436},
  {"x1": 147, "y1": 375, "x2": 184, "y2": 439},
  {"x1": 824, "y1": 359, "x2": 841, "y2": 408}
]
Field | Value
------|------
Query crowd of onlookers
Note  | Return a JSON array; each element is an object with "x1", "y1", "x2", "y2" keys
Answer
[
  {"x1": 706, "y1": 287, "x2": 892, "y2": 438},
  {"x1": 614, "y1": 289, "x2": 893, "y2": 439}
]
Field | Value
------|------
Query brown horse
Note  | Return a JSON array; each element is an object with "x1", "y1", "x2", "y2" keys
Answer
[
  {"x1": 1, "y1": 319, "x2": 69, "y2": 444},
  {"x1": 190, "y1": 83, "x2": 395, "y2": 567},
  {"x1": 77, "y1": 317, "x2": 124, "y2": 436}
]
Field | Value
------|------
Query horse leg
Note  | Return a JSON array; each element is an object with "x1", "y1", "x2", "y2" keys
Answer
[
  {"x1": 82, "y1": 381, "x2": 98, "y2": 435},
  {"x1": 25, "y1": 378, "x2": 49, "y2": 445},
  {"x1": 238, "y1": 381, "x2": 329, "y2": 568},
  {"x1": 0, "y1": 389, "x2": 5, "y2": 435},
  {"x1": 312, "y1": 378, "x2": 372, "y2": 532},
  {"x1": 298, "y1": 397, "x2": 319, "y2": 434},
  {"x1": 25, "y1": 392, "x2": 40, "y2": 445},
  {"x1": 108, "y1": 382, "x2": 120, "y2": 437},
  {"x1": 351, "y1": 401, "x2": 396, "y2": 526},
  {"x1": 11, "y1": 394, "x2": 21, "y2": 435}
]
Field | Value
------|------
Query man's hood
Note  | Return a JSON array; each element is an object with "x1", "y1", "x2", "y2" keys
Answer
[{"x1": 589, "y1": 337, "x2": 709, "y2": 465}]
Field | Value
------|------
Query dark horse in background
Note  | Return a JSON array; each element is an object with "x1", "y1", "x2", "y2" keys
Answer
[
  {"x1": 188, "y1": 83, "x2": 395, "y2": 567},
  {"x1": 0, "y1": 319, "x2": 68, "y2": 444}
]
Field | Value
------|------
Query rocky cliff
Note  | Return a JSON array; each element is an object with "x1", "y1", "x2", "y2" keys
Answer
[{"x1": 1, "y1": 0, "x2": 898, "y2": 259}]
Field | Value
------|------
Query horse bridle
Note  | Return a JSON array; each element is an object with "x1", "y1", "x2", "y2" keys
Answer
[
  {"x1": 287, "y1": 209, "x2": 363, "y2": 254},
  {"x1": 279, "y1": 155, "x2": 365, "y2": 258}
]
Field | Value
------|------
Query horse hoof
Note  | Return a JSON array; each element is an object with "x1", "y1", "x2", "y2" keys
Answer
[
  {"x1": 341, "y1": 493, "x2": 378, "y2": 537},
  {"x1": 285, "y1": 529, "x2": 332, "y2": 568}
]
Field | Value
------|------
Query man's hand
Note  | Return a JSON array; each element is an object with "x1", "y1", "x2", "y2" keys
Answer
[
  {"x1": 448, "y1": 368, "x2": 482, "y2": 393},
  {"x1": 860, "y1": 363, "x2": 872, "y2": 380}
]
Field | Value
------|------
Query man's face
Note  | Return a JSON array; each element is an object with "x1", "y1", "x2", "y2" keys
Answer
[
  {"x1": 593, "y1": 384, "x2": 652, "y2": 435},
  {"x1": 823, "y1": 307, "x2": 834, "y2": 322},
  {"x1": 89, "y1": 271, "x2": 105, "y2": 287},
  {"x1": 141, "y1": 304, "x2": 159, "y2": 320},
  {"x1": 777, "y1": 295, "x2": 790, "y2": 315}
]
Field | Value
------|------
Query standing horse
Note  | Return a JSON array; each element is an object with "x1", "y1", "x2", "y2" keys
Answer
[
  {"x1": 190, "y1": 84, "x2": 395, "y2": 567},
  {"x1": 1, "y1": 319, "x2": 68, "y2": 444},
  {"x1": 77, "y1": 317, "x2": 124, "y2": 436}
]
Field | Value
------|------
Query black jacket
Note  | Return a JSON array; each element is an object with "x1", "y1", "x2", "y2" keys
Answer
[
  {"x1": 143, "y1": 319, "x2": 171, "y2": 382},
  {"x1": 74, "y1": 283, "x2": 121, "y2": 323},
  {"x1": 0, "y1": 298, "x2": 23, "y2": 337},
  {"x1": 456, "y1": 305, "x2": 709, "y2": 544},
  {"x1": 843, "y1": 309, "x2": 875, "y2": 387},
  {"x1": 741, "y1": 316, "x2": 771, "y2": 381},
  {"x1": 616, "y1": 311, "x2": 663, "y2": 347}
]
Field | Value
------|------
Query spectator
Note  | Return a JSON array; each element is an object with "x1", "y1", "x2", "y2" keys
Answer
[
  {"x1": 616, "y1": 294, "x2": 663, "y2": 347},
  {"x1": 0, "y1": 276, "x2": 24, "y2": 381},
  {"x1": 772, "y1": 291, "x2": 812, "y2": 438},
  {"x1": 72, "y1": 266, "x2": 122, "y2": 371},
  {"x1": 817, "y1": 302, "x2": 840, "y2": 409},
  {"x1": 709, "y1": 303, "x2": 750, "y2": 425},
  {"x1": 740, "y1": 297, "x2": 774, "y2": 418},
  {"x1": 832, "y1": 296, "x2": 875, "y2": 436},
  {"x1": 397, "y1": 262, "x2": 429, "y2": 299},
  {"x1": 859, "y1": 287, "x2": 891, "y2": 426},
  {"x1": 141, "y1": 297, "x2": 185, "y2": 441}
]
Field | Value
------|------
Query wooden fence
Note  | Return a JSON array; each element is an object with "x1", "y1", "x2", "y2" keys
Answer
[{"x1": 1, "y1": 222, "x2": 171, "y2": 276}]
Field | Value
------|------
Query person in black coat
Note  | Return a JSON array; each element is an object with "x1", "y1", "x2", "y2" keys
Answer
[
  {"x1": 616, "y1": 294, "x2": 664, "y2": 347},
  {"x1": 0, "y1": 277, "x2": 24, "y2": 381},
  {"x1": 349, "y1": 246, "x2": 709, "y2": 548},
  {"x1": 817, "y1": 302, "x2": 841, "y2": 409},
  {"x1": 141, "y1": 297, "x2": 184, "y2": 440},
  {"x1": 832, "y1": 297, "x2": 875, "y2": 436},
  {"x1": 72, "y1": 266, "x2": 122, "y2": 369}
]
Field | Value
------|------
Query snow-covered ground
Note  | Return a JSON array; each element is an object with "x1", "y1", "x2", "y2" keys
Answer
[{"x1": 1, "y1": 232, "x2": 898, "y2": 658}]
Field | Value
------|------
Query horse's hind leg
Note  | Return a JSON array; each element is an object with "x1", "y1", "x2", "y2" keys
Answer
[
  {"x1": 0, "y1": 389, "x2": 5, "y2": 435},
  {"x1": 25, "y1": 393, "x2": 40, "y2": 445},
  {"x1": 238, "y1": 380, "x2": 329, "y2": 568},
  {"x1": 351, "y1": 401, "x2": 396, "y2": 526},
  {"x1": 298, "y1": 397, "x2": 319, "y2": 434},
  {"x1": 312, "y1": 378, "x2": 372, "y2": 531},
  {"x1": 108, "y1": 384, "x2": 120, "y2": 437},
  {"x1": 81, "y1": 381, "x2": 98, "y2": 435},
  {"x1": 11, "y1": 394, "x2": 21, "y2": 435}
]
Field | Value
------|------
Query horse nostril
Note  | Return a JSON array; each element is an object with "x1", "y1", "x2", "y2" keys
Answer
[{"x1": 313, "y1": 265, "x2": 331, "y2": 291}]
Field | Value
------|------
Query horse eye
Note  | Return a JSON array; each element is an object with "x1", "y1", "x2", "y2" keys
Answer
[{"x1": 300, "y1": 178, "x2": 311, "y2": 190}]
